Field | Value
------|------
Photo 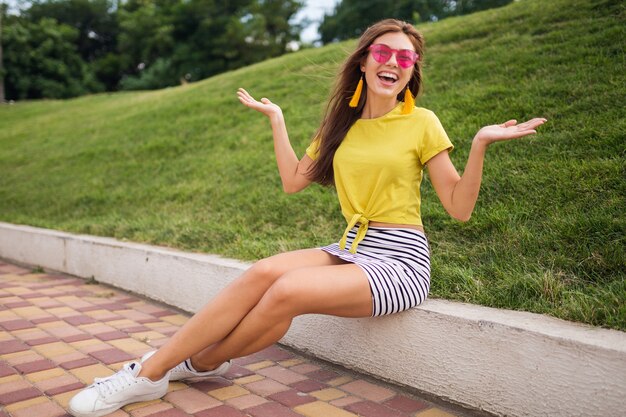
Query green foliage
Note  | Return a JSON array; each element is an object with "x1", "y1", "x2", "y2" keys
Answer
[
  {"x1": 0, "y1": 0, "x2": 624, "y2": 329},
  {"x1": 2, "y1": 16, "x2": 103, "y2": 99},
  {"x1": 2, "y1": 0, "x2": 303, "y2": 98},
  {"x1": 25, "y1": 0, "x2": 119, "y2": 62},
  {"x1": 319, "y1": 0, "x2": 514, "y2": 43}
]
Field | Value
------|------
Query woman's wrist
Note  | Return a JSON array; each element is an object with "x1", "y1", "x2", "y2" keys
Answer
[
  {"x1": 472, "y1": 135, "x2": 491, "y2": 151},
  {"x1": 269, "y1": 110, "x2": 284, "y2": 124}
]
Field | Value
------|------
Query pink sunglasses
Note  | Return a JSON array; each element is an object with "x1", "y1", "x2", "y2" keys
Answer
[{"x1": 368, "y1": 44, "x2": 419, "y2": 69}]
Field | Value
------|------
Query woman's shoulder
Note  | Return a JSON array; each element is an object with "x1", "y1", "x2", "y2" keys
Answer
[{"x1": 410, "y1": 106, "x2": 438, "y2": 118}]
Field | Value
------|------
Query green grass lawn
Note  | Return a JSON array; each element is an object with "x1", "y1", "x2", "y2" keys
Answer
[{"x1": 1, "y1": 0, "x2": 624, "y2": 330}]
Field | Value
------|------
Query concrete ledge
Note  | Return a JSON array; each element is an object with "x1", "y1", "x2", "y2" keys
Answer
[{"x1": 1, "y1": 221, "x2": 624, "y2": 417}]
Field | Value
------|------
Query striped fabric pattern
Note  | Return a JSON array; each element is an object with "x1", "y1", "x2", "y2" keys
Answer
[{"x1": 322, "y1": 226, "x2": 431, "y2": 317}]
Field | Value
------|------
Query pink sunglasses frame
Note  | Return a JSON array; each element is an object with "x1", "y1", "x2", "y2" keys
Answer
[{"x1": 368, "y1": 44, "x2": 420, "y2": 69}]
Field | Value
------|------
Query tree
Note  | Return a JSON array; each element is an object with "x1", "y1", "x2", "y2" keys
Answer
[
  {"x1": 25, "y1": 0, "x2": 119, "y2": 62},
  {"x1": 2, "y1": 16, "x2": 102, "y2": 99},
  {"x1": 119, "y1": 0, "x2": 304, "y2": 90},
  {"x1": 319, "y1": 0, "x2": 513, "y2": 44},
  {"x1": 0, "y1": 3, "x2": 6, "y2": 103}
]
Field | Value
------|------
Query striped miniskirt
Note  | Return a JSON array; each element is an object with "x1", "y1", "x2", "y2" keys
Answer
[{"x1": 321, "y1": 226, "x2": 431, "y2": 317}]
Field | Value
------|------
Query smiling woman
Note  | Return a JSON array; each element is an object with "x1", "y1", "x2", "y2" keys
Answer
[{"x1": 67, "y1": 18, "x2": 546, "y2": 417}]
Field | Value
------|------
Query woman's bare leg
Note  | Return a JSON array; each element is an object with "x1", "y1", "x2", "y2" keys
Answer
[
  {"x1": 175, "y1": 263, "x2": 372, "y2": 372},
  {"x1": 138, "y1": 248, "x2": 346, "y2": 380}
]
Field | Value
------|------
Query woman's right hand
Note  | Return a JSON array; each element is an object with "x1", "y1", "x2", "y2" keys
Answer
[{"x1": 237, "y1": 88, "x2": 282, "y2": 119}]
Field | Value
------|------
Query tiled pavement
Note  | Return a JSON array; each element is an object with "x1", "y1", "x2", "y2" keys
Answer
[{"x1": 0, "y1": 260, "x2": 470, "y2": 417}]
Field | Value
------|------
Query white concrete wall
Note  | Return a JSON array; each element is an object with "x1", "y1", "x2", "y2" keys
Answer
[{"x1": 1, "y1": 221, "x2": 625, "y2": 417}]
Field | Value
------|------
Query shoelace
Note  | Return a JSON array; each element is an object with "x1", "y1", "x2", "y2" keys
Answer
[{"x1": 92, "y1": 363, "x2": 138, "y2": 397}]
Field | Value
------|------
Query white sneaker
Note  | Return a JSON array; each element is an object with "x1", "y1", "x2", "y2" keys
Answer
[
  {"x1": 68, "y1": 361, "x2": 169, "y2": 417},
  {"x1": 142, "y1": 350, "x2": 232, "y2": 381}
]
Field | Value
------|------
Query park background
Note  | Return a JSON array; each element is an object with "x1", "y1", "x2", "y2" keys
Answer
[{"x1": 0, "y1": 0, "x2": 624, "y2": 331}]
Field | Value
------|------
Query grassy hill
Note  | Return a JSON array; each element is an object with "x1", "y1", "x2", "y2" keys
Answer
[{"x1": 1, "y1": 0, "x2": 624, "y2": 330}]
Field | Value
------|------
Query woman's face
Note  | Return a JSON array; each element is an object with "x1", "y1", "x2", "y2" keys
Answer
[{"x1": 361, "y1": 31, "x2": 416, "y2": 103}]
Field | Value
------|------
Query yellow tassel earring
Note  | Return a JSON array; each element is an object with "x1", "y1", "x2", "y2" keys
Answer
[
  {"x1": 349, "y1": 74, "x2": 364, "y2": 108},
  {"x1": 402, "y1": 87, "x2": 414, "y2": 115}
]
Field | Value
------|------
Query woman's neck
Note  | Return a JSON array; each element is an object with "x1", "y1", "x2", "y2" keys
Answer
[{"x1": 361, "y1": 96, "x2": 399, "y2": 119}]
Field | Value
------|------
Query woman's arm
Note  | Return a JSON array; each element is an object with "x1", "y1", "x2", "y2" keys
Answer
[
  {"x1": 237, "y1": 88, "x2": 313, "y2": 193},
  {"x1": 427, "y1": 118, "x2": 547, "y2": 221}
]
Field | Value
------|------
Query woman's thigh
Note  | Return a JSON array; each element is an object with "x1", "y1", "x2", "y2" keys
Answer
[{"x1": 259, "y1": 263, "x2": 374, "y2": 318}]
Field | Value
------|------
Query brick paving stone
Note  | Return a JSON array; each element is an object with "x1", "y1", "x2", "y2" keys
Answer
[
  {"x1": 62, "y1": 333, "x2": 92, "y2": 343},
  {"x1": 14, "y1": 359, "x2": 56, "y2": 374},
  {"x1": 189, "y1": 378, "x2": 233, "y2": 393},
  {"x1": 0, "y1": 361, "x2": 17, "y2": 377},
  {"x1": 245, "y1": 378, "x2": 291, "y2": 396},
  {"x1": 340, "y1": 379, "x2": 395, "y2": 402},
  {"x1": 34, "y1": 373, "x2": 81, "y2": 391},
  {"x1": 345, "y1": 400, "x2": 406, "y2": 417},
  {"x1": 278, "y1": 358, "x2": 304, "y2": 367},
  {"x1": 0, "y1": 319, "x2": 34, "y2": 331},
  {"x1": 45, "y1": 382, "x2": 86, "y2": 396},
  {"x1": 163, "y1": 387, "x2": 221, "y2": 413},
  {"x1": 327, "y1": 376, "x2": 353, "y2": 387},
  {"x1": 244, "y1": 360, "x2": 275, "y2": 371},
  {"x1": 207, "y1": 384, "x2": 249, "y2": 400},
  {"x1": 52, "y1": 351, "x2": 88, "y2": 365},
  {"x1": 289, "y1": 363, "x2": 321, "y2": 374},
  {"x1": 89, "y1": 348, "x2": 135, "y2": 364},
  {"x1": 247, "y1": 401, "x2": 302, "y2": 417},
  {"x1": 268, "y1": 389, "x2": 316, "y2": 407},
  {"x1": 94, "y1": 330, "x2": 129, "y2": 341},
  {"x1": 289, "y1": 379, "x2": 327, "y2": 393},
  {"x1": 108, "y1": 338, "x2": 152, "y2": 355},
  {"x1": 25, "y1": 336, "x2": 58, "y2": 346},
  {"x1": 233, "y1": 375, "x2": 264, "y2": 385},
  {"x1": 25, "y1": 367, "x2": 65, "y2": 383},
  {"x1": 64, "y1": 315, "x2": 98, "y2": 326},
  {"x1": 223, "y1": 364, "x2": 255, "y2": 380},
  {"x1": 384, "y1": 394, "x2": 430, "y2": 413},
  {"x1": 123, "y1": 325, "x2": 150, "y2": 333},
  {"x1": 33, "y1": 341, "x2": 75, "y2": 358},
  {"x1": 70, "y1": 363, "x2": 114, "y2": 384},
  {"x1": 11, "y1": 399, "x2": 68, "y2": 417},
  {"x1": 294, "y1": 400, "x2": 358, "y2": 417},
  {"x1": 416, "y1": 408, "x2": 459, "y2": 417},
  {"x1": 310, "y1": 387, "x2": 347, "y2": 401},
  {"x1": 256, "y1": 346, "x2": 294, "y2": 361},
  {"x1": 124, "y1": 399, "x2": 162, "y2": 413},
  {"x1": 194, "y1": 404, "x2": 247, "y2": 417},
  {"x1": 4, "y1": 301, "x2": 32, "y2": 308},
  {"x1": 129, "y1": 402, "x2": 174, "y2": 417},
  {"x1": 0, "y1": 387, "x2": 42, "y2": 405},
  {"x1": 59, "y1": 357, "x2": 100, "y2": 370},
  {"x1": 234, "y1": 354, "x2": 266, "y2": 366},
  {"x1": 330, "y1": 395, "x2": 363, "y2": 407},
  {"x1": 142, "y1": 408, "x2": 191, "y2": 417},
  {"x1": 257, "y1": 365, "x2": 308, "y2": 385},
  {"x1": 0, "y1": 379, "x2": 31, "y2": 395},
  {"x1": 226, "y1": 393, "x2": 268, "y2": 410},
  {"x1": 2, "y1": 352, "x2": 43, "y2": 367},
  {"x1": 307, "y1": 368, "x2": 341, "y2": 382}
]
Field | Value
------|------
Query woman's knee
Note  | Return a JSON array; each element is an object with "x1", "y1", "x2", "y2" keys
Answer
[
  {"x1": 259, "y1": 274, "x2": 302, "y2": 315},
  {"x1": 241, "y1": 256, "x2": 284, "y2": 287}
]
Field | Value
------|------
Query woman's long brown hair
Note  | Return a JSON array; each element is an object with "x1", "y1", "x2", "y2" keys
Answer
[{"x1": 307, "y1": 19, "x2": 425, "y2": 186}]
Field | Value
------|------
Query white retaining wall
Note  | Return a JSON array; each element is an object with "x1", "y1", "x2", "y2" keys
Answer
[{"x1": 1, "y1": 222, "x2": 624, "y2": 417}]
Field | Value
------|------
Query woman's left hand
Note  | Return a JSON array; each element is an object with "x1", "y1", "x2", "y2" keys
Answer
[{"x1": 474, "y1": 118, "x2": 547, "y2": 146}]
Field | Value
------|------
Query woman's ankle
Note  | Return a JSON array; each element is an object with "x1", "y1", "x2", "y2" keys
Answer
[
  {"x1": 189, "y1": 356, "x2": 220, "y2": 372},
  {"x1": 138, "y1": 360, "x2": 167, "y2": 381}
]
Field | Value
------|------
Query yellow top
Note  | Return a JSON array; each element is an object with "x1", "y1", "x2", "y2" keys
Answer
[{"x1": 306, "y1": 103, "x2": 453, "y2": 253}]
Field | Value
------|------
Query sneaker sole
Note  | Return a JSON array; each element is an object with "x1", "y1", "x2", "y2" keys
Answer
[{"x1": 68, "y1": 391, "x2": 165, "y2": 417}]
